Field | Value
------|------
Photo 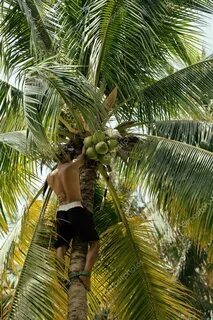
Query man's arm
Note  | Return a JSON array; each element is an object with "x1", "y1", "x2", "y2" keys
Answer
[{"x1": 72, "y1": 146, "x2": 86, "y2": 167}]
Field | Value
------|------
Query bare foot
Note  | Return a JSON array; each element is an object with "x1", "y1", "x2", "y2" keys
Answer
[{"x1": 79, "y1": 275, "x2": 91, "y2": 291}]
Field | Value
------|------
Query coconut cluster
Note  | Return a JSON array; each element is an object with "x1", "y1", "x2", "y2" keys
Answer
[{"x1": 84, "y1": 130, "x2": 118, "y2": 165}]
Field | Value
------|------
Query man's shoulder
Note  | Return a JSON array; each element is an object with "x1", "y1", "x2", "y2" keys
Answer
[
  {"x1": 47, "y1": 169, "x2": 58, "y2": 181},
  {"x1": 61, "y1": 161, "x2": 78, "y2": 169},
  {"x1": 49, "y1": 169, "x2": 58, "y2": 175}
]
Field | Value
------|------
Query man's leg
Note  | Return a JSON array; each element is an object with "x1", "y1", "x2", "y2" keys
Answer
[
  {"x1": 79, "y1": 240, "x2": 100, "y2": 290},
  {"x1": 56, "y1": 244, "x2": 71, "y2": 289},
  {"x1": 56, "y1": 245, "x2": 67, "y2": 265}
]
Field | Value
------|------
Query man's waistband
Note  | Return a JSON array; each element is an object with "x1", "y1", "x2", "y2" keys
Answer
[{"x1": 58, "y1": 201, "x2": 83, "y2": 211}]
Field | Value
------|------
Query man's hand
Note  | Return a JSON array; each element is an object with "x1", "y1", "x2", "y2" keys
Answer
[
  {"x1": 82, "y1": 145, "x2": 86, "y2": 155},
  {"x1": 72, "y1": 145, "x2": 85, "y2": 166}
]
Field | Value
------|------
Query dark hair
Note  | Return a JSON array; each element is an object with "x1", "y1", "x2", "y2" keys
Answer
[{"x1": 56, "y1": 144, "x2": 77, "y2": 162}]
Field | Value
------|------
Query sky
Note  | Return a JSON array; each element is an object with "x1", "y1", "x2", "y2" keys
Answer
[{"x1": 200, "y1": 13, "x2": 213, "y2": 54}]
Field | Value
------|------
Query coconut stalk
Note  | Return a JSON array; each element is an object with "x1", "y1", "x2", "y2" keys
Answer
[{"x1": 68, "y1": 162, "x2": 97, "y2": 320}]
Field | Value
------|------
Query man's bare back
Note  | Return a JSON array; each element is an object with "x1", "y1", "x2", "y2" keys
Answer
[{"x1": 47, "y1": 151, "x2": 85, "y2": 204}]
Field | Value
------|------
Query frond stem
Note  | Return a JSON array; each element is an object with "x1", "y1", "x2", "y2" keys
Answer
[
  {"x1": 7, "y1": 190, "x2": 51, "y2": 318},
  {"x1": 98, "y1": 163, "x2": 159, "y2": 318}
]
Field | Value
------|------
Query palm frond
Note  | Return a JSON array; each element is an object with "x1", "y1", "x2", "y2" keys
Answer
[
  {"x1": 150, "y1": 120, "x2": 213, "y2": 152},
  {"x1": 94, "y1": 166, "x2": 199, "y2": 318},
  {"x1": 135, "y1": 59, "x2": 213, "y2": 122},
  {"x1": 0, "y1": 0, "x2": 57, "y2": 74},
  {"x1": 183, "y1": 0, "x2": 213, "y2": 12},
  {"x1": 81, "y1": 0, "x2": 157, "y2": 87},
  {"x1": 0, "y1": 186, "x2": 45, "y2": 278},
  {"x1": 121, "y1": 136, "x2": 213, "y2": 251},
  {"x1": 178, "y1": 244, "x2": 213, "y2": 314},
  {"x1": 0, "y1": 137, "x2": 39, "y2": 233},
  {"x1": 79, "y1": 0, "x2": 167, "y2": 91},
  {"x1": 0, "y1": 131, "x2": 38, "y2": 157},
  {"x1": 17, "y1": 0, "x2": 55, "y2": 53},
  {"x1": 59, "y1": 0, "x2": 213, "y2": 99},
  {"x1": 0, "y1": 0, "x2": 32, "y2": 73},
  {"x1": 25, "y1": 62, "x2": 105, "y2": 135},
  {"x1": 1, "y1": 62, "x2": 106, "y2": 154},
  {"x1": 93, "y1": 217, "x2": 199, "y2": 320},
  {"x1": 143, "y1": 205, "x2": 213, "y2": 318},
  {"x1": 57, "y1": 0, "x2": 84, "y2": 61},
  {"x1": 2, "y1": 199, "x2": 67, "y2": 320},
  {"x1": 0, "y1": 79, "x2": 25, "y2": 132},
  {"x1": 0, "y1": 200, "x2": 41, "y2": 318},
  {"x1": 93, "y1": 184, "x2": 120, "y2": 234}
]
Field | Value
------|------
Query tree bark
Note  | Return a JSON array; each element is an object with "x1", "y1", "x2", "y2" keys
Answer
[
  {"x1": 68, "y1": 163, "x2": 97, "y2": 320},
  {"x1": 68, "y1": 240, "x2": 88, "y2": 320}
]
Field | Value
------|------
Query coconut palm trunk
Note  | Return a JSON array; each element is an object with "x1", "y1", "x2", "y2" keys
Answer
[{"x1": 68, "y1": 164, "x2": 97, "y2": 320}]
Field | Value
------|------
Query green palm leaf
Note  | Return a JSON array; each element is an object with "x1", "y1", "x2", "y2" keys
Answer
[
  {"x1": 94, "y1": 218, "x2": 199, "y2": 320},
  {"x1": 2, "y1": 199, "x2": 67, "y2": 320},
  {"x1": 122, "y1": 136, "x2": 213, "y2": 251},
  {"x1": 17, "y1": 0, "x2": 54, "y2": 52},
  {"x1": 150, "y1": 120, "x2": 213, "y2": 151},
  {"x1": 0, "y1": 0, "x2": 57, "y2": 73},
  {"x1": 63, "y1": 0, "x2": 213, "y2": 92},
  {"x1": 1, "y1": 63, "x2": 106, "y2": 153},
  {"x1": 23, "y1": 62, "x2": 105, "y2": 146},
  {"x1": 0, "y1": 79, "x2": 25, "y2": 132},
  {"x1": 136, "y1": 59, "x2": 213, "y2": 122},
  {"x1": 89, "y1": 180, "x2": 200, "y2": 319},
  {"x1": 79, "y1": 0, "x2": 158, "y2": 87},
  {"x1": 0, "y1": 133, "x2": 39, "y2": 233},
  {"x1": 0, "y1": 0, "x2": 31, "y2": 73},
  {"x1": 178, "y1": 244, "x2": 213, "y2": 314},
  {"x1": 93, "y1": 184, "x2": 120, "y2": 234},
  {"x1": 0, "y1": 131, "x2": 37, "y2": 156},
  {"x1": 26, "y1": 62, "x2": 104, "y2": 127}
]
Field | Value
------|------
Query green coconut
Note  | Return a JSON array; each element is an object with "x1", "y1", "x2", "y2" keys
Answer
[
  {"x1": 86, "y1": 146, "x2": 98, "y2": 159},
  {"x1": 98, "y1": 154, "x2": 111, "y2": 165},
  {"x1": 92, "y1": 130, "x2": 106, "y2": 144},
  {"x1": 105, "y1": 128, "x2": 121, "y2": 138},
  {"x1": 107, "y1": 138, "x2": 118, "y2": 151},
  {"x1": 95, "y1": 141, "x2": 109, "y2": 154},
  {"x1": 83, "y1": 136, "x2": 94, "y2": 148}
]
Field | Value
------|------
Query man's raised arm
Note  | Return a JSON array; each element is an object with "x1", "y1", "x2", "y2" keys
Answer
[{"x1": 72, "y1": 146, "x2": 86, "y2": 167}]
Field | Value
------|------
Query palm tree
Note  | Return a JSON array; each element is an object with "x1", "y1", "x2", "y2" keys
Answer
[{"x1": 1, "y1": 0, "x2": 213, "y2": 319}]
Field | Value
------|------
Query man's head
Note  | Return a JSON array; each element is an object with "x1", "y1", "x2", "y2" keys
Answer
[{"x1": 56, "y1": 144, "x2": 77, "y2": 163}]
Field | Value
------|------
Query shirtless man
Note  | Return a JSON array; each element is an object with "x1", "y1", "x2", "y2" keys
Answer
[{"x1": 47, "y1": 144, "x2": 100, "y2": 291}]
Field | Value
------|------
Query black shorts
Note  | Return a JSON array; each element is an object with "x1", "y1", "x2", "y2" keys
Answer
[{"x1": 54, "y1": 205, "x2": 99, "y2": 248}]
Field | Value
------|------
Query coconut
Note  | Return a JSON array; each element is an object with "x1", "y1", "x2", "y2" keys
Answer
[
  {"x1": 98, "y1": 154, "x2": 111, "y2": 165},
  {"x1": 95, "y1": 141, "x2": 108, "y2": 154},
  {"x1": 86, "y1": 146, "x2": 98, "y2": 159},
  {"x1": 92, "y1": 130, "x2": 106, "y2": 144},
  {"x1": 83, "y1": 136, "x2": 93, "y2": 148},
  {"x1": 107, "y1": 138, "x2": 118, "y2": 151},
  {"x1": 105, "y1": 128, "x2": 121, "y2": 138}
]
